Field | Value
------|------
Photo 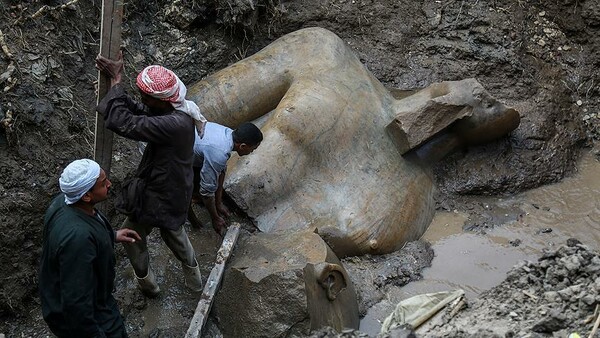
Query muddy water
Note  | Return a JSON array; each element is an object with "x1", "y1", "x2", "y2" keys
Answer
[{"x1": 359, "y1": 148, "x2": 600, "y2": 335}]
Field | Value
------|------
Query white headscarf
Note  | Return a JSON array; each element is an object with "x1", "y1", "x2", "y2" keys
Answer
[
  {"x1": 59, "y1": 159, "x2": 101, "y2": 205},
  {"x1": 171, "y1": 77, "x2": 207, "y2": 138}
]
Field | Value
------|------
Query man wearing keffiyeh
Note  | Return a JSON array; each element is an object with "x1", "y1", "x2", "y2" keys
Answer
[
  {"x1": 95, "y1": 52, "x2": 204, "y2": 297},
  {"x1": 136, "y1": 64, "x2": 207, "y2": 137}
]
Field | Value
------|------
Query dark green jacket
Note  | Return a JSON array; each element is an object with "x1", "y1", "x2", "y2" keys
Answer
[{"x1": 40, "y1": 194, "x2": 123, "y2": 338}]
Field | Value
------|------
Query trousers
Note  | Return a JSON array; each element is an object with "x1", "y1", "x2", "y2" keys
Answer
[{"x1": 121, "y1": 217, "x2": 196, "y2": 277}]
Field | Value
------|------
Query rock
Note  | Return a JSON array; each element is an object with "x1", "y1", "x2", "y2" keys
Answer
[
  {"x1": 385, "y1": 324, "x2": 416, "y2": 338},
  {"x1": 543, "y1": 291, "x2": 560, "y2": 302},
  {"x1": 468, "y1": 328, "x2": 504, "y2": 337},
  {"x1": 553, "y1": 329, "x2": 571, "y2": 338},
  {"x1": 307, "y1": 326, "x2": 371, "y2": 337},
  {"x1": 385, "y1": 78, "x2": 519, "y2": 154},
  {"x1": 214, "y1": 231, "x2": 359, "y2": 338},
  {"x1": 580, "y1": 295, "x2": 595, "y2": 307},
  {"x1": 584, "y1": 256, "x2": 600, "y2": 274},
  {"x1": 30, "y1": 59, "x2": 49, "y2": 82},
  {"x1": 164, "y1": 1, "x2": 199, "y2": 30},
  {"x1": 531, "y1": 312, "x2": 567, "y2": 333},
  {"x1": 570, "y1": 284, "x2": 583, "y2": 296},
  {"x1": 558, "y1": 287, "x2": 574, "y2": 299},
  {"x1": 594, "y1": 277, "x2": 600, "y2": 292},
  {"x1": 560, "y1": 255, "x2": 582, "y2": 271}
]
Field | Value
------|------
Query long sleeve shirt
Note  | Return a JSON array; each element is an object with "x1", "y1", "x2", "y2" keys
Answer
[
  {"x1": 96, "y1": 84, "x2": 195, "y2": 230},
  {"x1": 40, "y1": 194, "x2": 122, "y2": 337}
]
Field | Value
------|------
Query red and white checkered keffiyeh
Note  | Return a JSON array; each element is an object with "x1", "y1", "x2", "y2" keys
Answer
[{"x1": 136, "y1": 65, "x2": 207, "y2": 137}]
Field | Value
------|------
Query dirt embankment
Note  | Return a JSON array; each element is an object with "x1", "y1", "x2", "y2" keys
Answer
[{"x1": 0, "y1": 0, "x2": 599, "y2": 335}]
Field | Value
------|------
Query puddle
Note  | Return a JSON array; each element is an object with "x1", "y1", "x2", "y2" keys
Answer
[{"x1": 359, "y1": 148, "x2": 600, "y2": 335}]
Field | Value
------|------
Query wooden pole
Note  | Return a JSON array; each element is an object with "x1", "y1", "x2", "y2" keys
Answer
[
  {"x1": 589, "y1": 304, "x2": 600, "y2": 338},
  {"x1": 185, "y1": 223, "x2": 242, "y2": 338},
  {"x1": 94, "y1": 0, "x2": 123, "y2": 175}
]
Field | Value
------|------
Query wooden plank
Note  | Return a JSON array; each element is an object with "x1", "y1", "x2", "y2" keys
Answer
[
  {"x1": 185, "y1": 223, "x2": 242, "y2": 338},
  {"x1": 94, "y1": 0, "x2": 123, "y2": 175}
]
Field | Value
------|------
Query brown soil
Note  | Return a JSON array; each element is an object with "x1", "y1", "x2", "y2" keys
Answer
[{"x1": 1, "y1": 0, "x2": 599, "y2": 336}]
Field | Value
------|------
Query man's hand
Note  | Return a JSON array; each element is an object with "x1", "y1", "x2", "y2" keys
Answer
[
  {"x1": 116, "y1": 228, "x2": 141, "y2": 243},
  {"x1": 212, "y1": 216, "x2": 227, "y2": 237},
  {"x1": 95, "y1": 51, "x2": 124, "y2": 87}
]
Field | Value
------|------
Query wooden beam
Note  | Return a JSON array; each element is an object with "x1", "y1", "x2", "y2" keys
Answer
[
  {"x1": 185, "y1": 223, "x2": 241, "y2": 338},
  {"x1": 94, "y1": 0, "x2": 123, "y2": 175}
]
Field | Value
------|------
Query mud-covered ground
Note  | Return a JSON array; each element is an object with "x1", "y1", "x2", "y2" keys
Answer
[{"x1": 1, "y1": 0, "x2": 599, "y2": 336}]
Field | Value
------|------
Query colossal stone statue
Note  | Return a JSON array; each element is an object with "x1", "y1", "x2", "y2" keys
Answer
[{"x1": 187, "y1": 27, "x2": 519, "y2": 258}]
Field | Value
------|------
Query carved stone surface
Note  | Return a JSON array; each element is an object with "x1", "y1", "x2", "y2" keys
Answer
[
  {"x1": 213, "y1": 231, "x2": 359, "y2": 337},
  {"x1": 386, "y1": 78, "x2": 519, "y2": 154},
  {"x1": 188, "y1": 27, "x2": 519, "y2": 257}
]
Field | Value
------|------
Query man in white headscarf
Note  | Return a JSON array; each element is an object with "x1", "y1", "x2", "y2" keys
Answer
[
  {"x1": 39, "y1": 159, "x2": 140, "y2": 338},
  {"x1": 95, "y1": 53, "x2": 204, "y2": 297}
]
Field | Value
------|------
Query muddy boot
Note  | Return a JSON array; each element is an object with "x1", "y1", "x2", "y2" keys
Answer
[
  {"x1": 183, "y1": 259, "x2": 203, "y2": 292},
  {"x1": 135, "y1": 269, "x2": 160, "y2": 298}
]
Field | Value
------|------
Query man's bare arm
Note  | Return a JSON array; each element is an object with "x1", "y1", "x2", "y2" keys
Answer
[
  {"x1": 201, "y1": 195, "x2": 226, "y2": 236},
  {"x1": 215, "y1": 171, "x2": 230, "y2": 217}
]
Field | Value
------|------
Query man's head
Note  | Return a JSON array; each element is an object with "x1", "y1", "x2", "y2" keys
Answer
[
  {"x1": 135, "y1": 65, "x2": 208, "y2": 135},
  {"x1": 233, "y1": 122, "x2": 263, "y2": 156},
  {"x1": 59, "y1": 159, "x2": 111, "y2": 205},
  {"x1": 136, "y1": 65, "x2": 180, "y2": 114}
]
